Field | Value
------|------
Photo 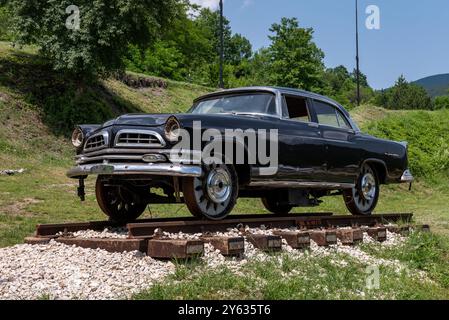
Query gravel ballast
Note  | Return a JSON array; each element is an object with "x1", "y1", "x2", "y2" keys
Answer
[{"x1": 0, "y1": 241, "x2": 174, "y2": 300}]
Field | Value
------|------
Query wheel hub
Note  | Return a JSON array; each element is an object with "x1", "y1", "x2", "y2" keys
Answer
[
  {"x1": 206, "y1": 167, "x2": 231, "y2": 204},
  {"x1": 361, "y1": 173, "x2": 376, "y2": 200}
]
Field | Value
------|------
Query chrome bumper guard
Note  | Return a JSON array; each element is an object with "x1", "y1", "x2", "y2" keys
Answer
[
  {"x1": 66, "y1": 163, "x2": 202, "y2": 179},
  {"x1": 400, "y1": 169, "x2": 414, "y2": 183}
]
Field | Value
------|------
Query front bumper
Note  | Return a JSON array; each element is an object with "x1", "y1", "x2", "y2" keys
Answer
[
  {"x1": 400, "y1": 169, "x2": 414, "y2": 182},
  {"x1": 66, "y1": 163, "x2": 202, "y2": 179}
]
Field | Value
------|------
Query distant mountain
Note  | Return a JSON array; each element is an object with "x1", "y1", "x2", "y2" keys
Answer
[{"x1": 413, "y1": 74, "x2": 449, "y2": 98}]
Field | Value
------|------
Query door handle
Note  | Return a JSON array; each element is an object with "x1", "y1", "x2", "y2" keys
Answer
[{"x1": 308, "y1": 123, "x2": 319, "y2": 128}]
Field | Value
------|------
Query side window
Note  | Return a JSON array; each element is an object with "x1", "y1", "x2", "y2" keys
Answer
[
  {"x1": 336, "y1": 110, "x2": 351, "y2": 129},
  {"x1": 283, "y1": 95, "x2": 311, "y2": 123},
  {"x1": 314, "y1": 100, "x2": 352, "y2": 129}
]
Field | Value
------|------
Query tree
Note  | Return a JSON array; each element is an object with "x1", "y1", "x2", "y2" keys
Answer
[
  {"x1": 192, "y1": 8, "x2": 253, "y2": 86},
  {"x1": 350, "y1": 68, "x2": 369, "y2": 87},
  {"x1": 0, "y1": 3, "x2": 12, "y2": 41},
  {"x1": 123, "y1": 5, "x2": 253, "y2": 87},
  {"x1": 433, "y1": 95, "x2": 449, "y2": 110},
  {"x1": 389, "y1": 75, "x2": 409, "y2": 108},
  {"x1": 324, "y1": 65, "x2": 351, "y2": 93},
  {"x1": 266, "y1": 18, "x2": 325, "y2": 91},
  {"x1": 227, "y1": 34, "x2": 252, "y2": 65},
  {"x1": 8, "y1": 0, "x2": 179, "y2": 78},
  {"x1": 321, "y1": 65, "x2": 373, "y2": 108},
  {"x1": 141, "y1": 42, "x2": 187, "y2": 81},
  {"x1": 378, "y1": 75, "x2": 433, "y2": 110},
  {"x1": 234, "y1": 48, "x2": 271, "y2": 87},
  {"x1": 374, "y1": 89, "x2": 389, "y2": 108},
  {"x1": 124, "y1": 1, "x2": 214, "y2": 83},
  {"x1": 194, "y1": 8, "x2": 252, "y2": 66},
  {"x1": 405, "y1": 84, "x2": 433, "y2": 109}
]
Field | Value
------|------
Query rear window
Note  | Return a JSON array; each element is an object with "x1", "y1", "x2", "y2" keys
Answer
[{"x1": 283, "y1": 95, "x2": 311, "y2": 122}]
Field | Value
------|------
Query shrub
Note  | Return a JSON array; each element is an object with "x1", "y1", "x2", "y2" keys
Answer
[
  {"x1": 434, "y1": 96, "x2": 449, "y2": 110},
  {"x1": 365, "y1": 109, "x2": 449, "y2": 178}
]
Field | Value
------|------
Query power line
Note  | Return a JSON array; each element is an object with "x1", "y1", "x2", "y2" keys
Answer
[
  {"x1": 355, "y1": 0, "x2": 361, "y2": 106},
  {"x1": 219, "y1": 0, "x2": 224, "y2": 89}
]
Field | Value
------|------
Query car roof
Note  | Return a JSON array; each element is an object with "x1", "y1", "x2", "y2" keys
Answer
[{"x1": 195, "y1": 86, "x2": 348, "y2": 115}]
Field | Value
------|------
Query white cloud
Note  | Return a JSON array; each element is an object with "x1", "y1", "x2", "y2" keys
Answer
[{"x1": 190, "y1": 0, "x2": 220, "y2": 11}]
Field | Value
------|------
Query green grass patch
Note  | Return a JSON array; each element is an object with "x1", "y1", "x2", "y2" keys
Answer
[
  {"x1": 134, "y1": 247, "x2": 449, "y2": 300},
  {"x1": 361, "y1": 108, "x2": 449, "y2": 179},
  {"x1": 361, "y1": 231, "x2": 449, "y2": 288}
]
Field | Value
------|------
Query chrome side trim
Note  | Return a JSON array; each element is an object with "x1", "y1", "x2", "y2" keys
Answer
[
  {"x1": 248, "y1": 181, "x2": 355, "y2": 189},
  {"x1": 400, "y1": 169, "x2": 414, "y2": 182},
  {"x1": 77, "y1": 148, "x2": 168, "y2": 158},
  {"x1": 67, "y1": 163, "x2": 202, "y2": 179},
  {"x1": 384, "y1": 152, "x2": 401, "y2": 158},
  {"x1": 114, "y1": 129, "x2": 166, "y2": 148}
]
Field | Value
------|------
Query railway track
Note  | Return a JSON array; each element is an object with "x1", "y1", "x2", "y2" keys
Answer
[{"x1": 25, "y1": 213, "x2": 429, "y2": 259}]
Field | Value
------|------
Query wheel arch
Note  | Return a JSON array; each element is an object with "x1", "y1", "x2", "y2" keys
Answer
[
  {"x1": 361, "y1": 159, "x2": 388, "y2": 184},
  {"x1": 203, "y1": 137, "x2": 253, "y2": 186}
]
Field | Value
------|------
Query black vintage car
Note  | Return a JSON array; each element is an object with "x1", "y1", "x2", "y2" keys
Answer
[{"x1": 67, "y1": 87, "x2": 413, "y2": 222}]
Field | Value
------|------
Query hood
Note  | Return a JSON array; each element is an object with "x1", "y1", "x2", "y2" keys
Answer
[
  {"x1": 102, "y1": 114, "x2": 175, "y2": 127},
  {"x1": 98, "y1": 112, "x2": 277, "y2": 132}
]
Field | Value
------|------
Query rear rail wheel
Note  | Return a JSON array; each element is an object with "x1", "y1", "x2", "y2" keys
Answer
[
  {"x1": 95, "y1": 177, "x2": 147, "y2": 224},
  {"x1": 261, "y1": 196, "x2": 293, "y2": 215},
  {"x1": 182, "y1": 163, "x2": 238, "y2": 220},
  {"x1": 343, "y1": 163, "x2": 380, "y2": 216}
]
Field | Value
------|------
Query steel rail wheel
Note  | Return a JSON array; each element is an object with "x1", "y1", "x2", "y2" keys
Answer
[
  {"x1": 344, "y1": 163, "x2": 380, "y2": 216},
  {"x1": 183, "y1": 163, "x2": 238, "y2": 220},
  {"x1": 95, "y1": 177, "x2": 147, "y2": 223}
]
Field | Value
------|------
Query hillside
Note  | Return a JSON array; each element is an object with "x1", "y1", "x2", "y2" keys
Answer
[
  {"x1": 413, "y1": 73, "x2": 449, "y2": 97},
  {"x1": 0, "y1": 42, "x2": 212, "y2": 137},
  {"x1": 352, "y1": 105, "x2": 449, "y2": 178}
]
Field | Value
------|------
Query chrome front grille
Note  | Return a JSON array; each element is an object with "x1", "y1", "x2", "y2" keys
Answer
[
  {"x1": 118, "y1": 133, "x2": 159, "y2": 144},
  {"x1": 84, "y1": 132, "x2": 109, "y2": 152},
  {"x1": 114, "y1": 130, "x2": 166, "y2": 148}
]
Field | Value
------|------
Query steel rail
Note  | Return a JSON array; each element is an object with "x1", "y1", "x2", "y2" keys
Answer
[
  {"x1": 126, "y1": 213, "x2": 413, "y2": 239},
  {"x1": 28, "y1": 213, "x2": 419, "y2": 258},
  {"x1": 34, "y1": 212, "x2": 413, "y2": 238},
  {"x1": 35, "y1": 212, "x2": 334, "y2": 237}
]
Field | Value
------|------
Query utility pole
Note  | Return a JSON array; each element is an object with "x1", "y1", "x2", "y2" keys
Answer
[
  {"x1": 355, "y1": 0, "x2": 361, "y2": 106},
  {"x1": 219, "y1": 0, "x2": 224, "y2": 89}
]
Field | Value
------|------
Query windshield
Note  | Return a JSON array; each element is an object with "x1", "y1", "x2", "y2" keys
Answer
[{"x1": 190, "y1": 93, "x2": 278, "y2": 116}]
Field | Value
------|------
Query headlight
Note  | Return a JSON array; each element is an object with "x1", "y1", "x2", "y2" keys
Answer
[
  {"x1": 165, "y1": 116, "x2": 181, "y2": 143},
  {"x1": 71, "y1": 127, "x2": 84, "y2": 148}
]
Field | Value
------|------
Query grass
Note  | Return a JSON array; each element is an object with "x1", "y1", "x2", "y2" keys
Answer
[
  {"x1": 0, "y1": 42, "x2": 448, "y2": 299},
  {"x1": 134, "y1": 231, "x2": 449, "y2": 300}
]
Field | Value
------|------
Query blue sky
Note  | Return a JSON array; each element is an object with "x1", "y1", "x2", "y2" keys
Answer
[{"x1": 191, "y1": 0, "x2": 449, "y2": 89}]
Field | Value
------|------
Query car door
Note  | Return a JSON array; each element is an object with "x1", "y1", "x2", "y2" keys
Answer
[
  {"x1": 311, "y1": 99, "x2": 361, "y2": 184},
  {"x1": 276, "y1": 94, "x2": 327, "y2": 182}
]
